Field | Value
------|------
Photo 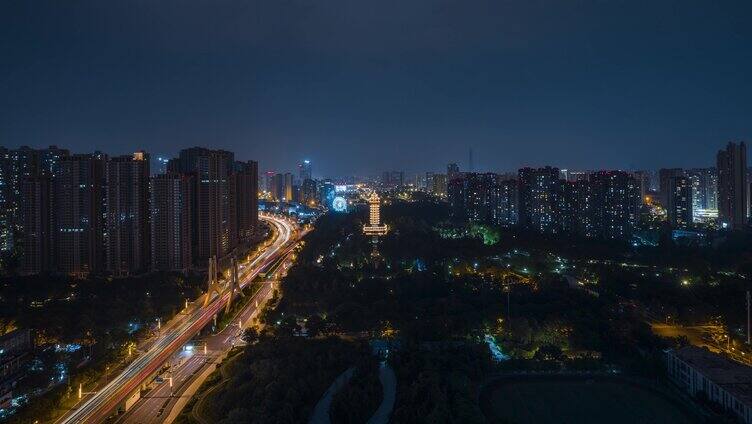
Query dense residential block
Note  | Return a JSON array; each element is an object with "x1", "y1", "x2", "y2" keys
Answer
[
  {"x1": 150, "y1": 173, "x2": 193, "y2": 273},
  {"x1": 53, "y1": 153, "x2": 107, "y2": 277},
  {"x1": 518, "y1": 167, "x2": 562, "y2": 234},
  {"x1": 234, "y1": 160, "x2": 259, "y2": 244},
  {"x1": 20, "y1": 176, "x2": 52, "y2": 274},
  {"x1": 717, "y1": 142, "x2": 747, "y2": 229},
  {"x1": 105, "y1": 151, "x2": 151, "y2": 276}
]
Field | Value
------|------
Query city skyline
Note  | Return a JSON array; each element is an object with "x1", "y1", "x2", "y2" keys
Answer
[
  {"x1": 2, "y1": 1, "x2": 752, "y2": 175},
  {"x1": 3, "y1": 3, "x2": 752, "y2": 423}
]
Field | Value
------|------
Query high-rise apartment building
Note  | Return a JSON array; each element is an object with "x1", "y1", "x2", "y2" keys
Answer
[
  {"x1": 659, "y1": 168, "x2": 684, "y2": 208},
  {"x1": 0, "y1": 146, "x2": 42, "y2": 252},
  {"x1": 284, "y1": 173, "x2": 293, "y2": 201},
  {"x1": 686, "y1": 168, "x2": 718, "y2": 223},
  {"x1": 234, "y1": 160, "x2": 258, "y2": 244},
  {"x1": 105, "y1": 151, "x2": 151, "y2": 276},
  {"x1": 53, "y1": 153, "x2": 106, "y2": 277},
  {"x1": 20, "y1": 176, "x2": 52, "y2": 274},
  {"x1": 271, "y1": 173, "x2": 284, "y2": 201},
  {"x1": 150, "y1": 173, "x2": 193, "y2": 273},
  {"x1": 319, "y1": 180, "x2": 336, "y2": 208},
  {"x1": 39, "y1": 145, "x2": 70, "y2": 178},
  {"x1": 301, "y1": 178, "x2": 318, "y2": 205},
  {"x1": 518, "y1": 167, "x2": 562, "y2": 234},
  {"x1": 381, "y1": 171, "x2": 404, "y2": 188},
  {"x1": 591, "y1": 171, "x2": 640, "y2": 239},
  {"x1": 490, "y1": 179, "x2": 518, "y2": 226},
  {"x1": 562, "y1": 179, "x2": 597, "y2": 237},
  {"x1": 299, "y1": 159, "x2": 312, "y2": 181},
  {"x1": 717, "y1": 142, "x2": 747, "y2": 229},
  {"x1": 667, "y1": 176, "x2": 693, "y2": 228},
  {"x1": 447, "y1": 163, "x2": 460, "y2": 181},
  {"x1": 178, "y1": 147, "x2": 236, "y2": 263},
  {"x1": 632, "y1": 170, "x2": 651, "y2": 198},
  {"x1": 448, "y1": 173, "x2": 518, "y2": 227},
  {"x1": 432, "y1": 173, "x2": 448, "y2": 197}
]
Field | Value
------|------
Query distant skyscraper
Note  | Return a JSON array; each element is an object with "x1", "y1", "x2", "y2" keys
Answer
[
  {"x1": 447, "y1": 163, "x2": 460, "y2": 181},
  {"x1": 632, "y1": 170, "x2": 651, "y2": 198},
  {"x1": 381, "y1": 171, "x2": 404, "y2": 188},
  {"x1": 686, "y1": 168, "x2": 718, "y2": 222},
  {"x1": 284, "y1": 172, "x2": 293, "y2": 201},
  {"x1": 272, "y1": 173, "x2": 285, "y2": 201},
  {"x1": 432, "y1": 174, "x2": 448, "y2": 197},
  {"x1": 150, "y1": 173, "x2": 193, "y2": 272},
  {"x1": 667, "y1": 175, "x2": 693, "y2": 228},
  {"x1": 659, "y1": 168, "x2": 684, "y2": 208},
  {"x1": 264, "y1": 171, "x2": 275, "y2": 194},
  {"x1": 301, "y1": 178, "x2": 318, "y2": 205},
  {"x1": 717, "y1": 142, "x2": 748, "y2": 229},
  {"x1": 151, "y1": 155, "x2": 171, "y2": 175},
  {"x1": 54, "y1": 153, "x2": 106, "y2": 277},
  {"x1": 299, "y1": 160, "x2": 312, "y2": 181},
  {"x1": 319, "y1": 180, "x2": 335, "y2": 208},
  {"x1": 105, "y1": 151, "x2": 151, "y2": 276},
  {"x1": 234, "y1": 160, "x2": 258, "y2": 243}
]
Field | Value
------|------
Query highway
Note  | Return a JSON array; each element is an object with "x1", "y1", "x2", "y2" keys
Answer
[
  {"x1": 113, "y1": 283, "x2": 276, "y2": 424},
  {"x1": 57, "y1": 214, "x2": 300, "y2": 424}
]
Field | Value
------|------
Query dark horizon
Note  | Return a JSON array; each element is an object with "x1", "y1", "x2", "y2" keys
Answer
[{"x1": 2, "y1": 1, "x2": 751, "y2": 175}]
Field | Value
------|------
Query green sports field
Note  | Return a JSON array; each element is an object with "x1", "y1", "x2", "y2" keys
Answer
[{"x1": 481, "y1": 378, "x2": 699, "y2": 424}]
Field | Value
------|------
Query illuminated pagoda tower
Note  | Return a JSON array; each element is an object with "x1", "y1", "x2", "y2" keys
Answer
[{"x1": 363, "y1": 192, "x2": 388, "y2": 260}]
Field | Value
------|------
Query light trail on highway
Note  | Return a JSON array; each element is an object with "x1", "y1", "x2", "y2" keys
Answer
[{"x1": 57, "y1": 214, "x2": 299, "y2": 424}]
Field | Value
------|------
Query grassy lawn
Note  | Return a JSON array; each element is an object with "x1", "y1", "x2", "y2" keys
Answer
[{"x1": 483, "y1": 378, "x2": 699, "y2": 424}]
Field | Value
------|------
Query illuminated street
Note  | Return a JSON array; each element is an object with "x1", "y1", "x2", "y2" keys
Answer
[{"x1": 55, "y1": 214, "x2": 300, "y2": 424}]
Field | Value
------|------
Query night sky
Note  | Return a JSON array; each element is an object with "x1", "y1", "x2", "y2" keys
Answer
[{"x1": 2, "y1": 1, "x2": 751, "y2": 177}]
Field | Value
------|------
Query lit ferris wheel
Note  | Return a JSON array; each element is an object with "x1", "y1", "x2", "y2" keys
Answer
[{"x1": 332, "y1": 196, "x2": 347, "y2": 212}]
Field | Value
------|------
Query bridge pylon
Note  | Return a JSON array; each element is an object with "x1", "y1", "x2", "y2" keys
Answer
[
  {"x1": 225, "y1": 256, "x2": 242, "y2": 314},
  {"x1": 203, "y1": 256, "x2": 222, "y2": 307}
]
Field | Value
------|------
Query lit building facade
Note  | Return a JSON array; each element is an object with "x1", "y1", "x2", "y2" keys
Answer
[
  {"x1": 363, "y1": 192, "x2": 388, "y2": 236},
  {"x1": 319, "y1": 181, "x2": 335, "y2": 208},
  {"x1": 686, "y1": 168, "x2": 718, "y2": 223},
  {"x1": 518, "y1": 167, "x2": 562, "y2": 234}
]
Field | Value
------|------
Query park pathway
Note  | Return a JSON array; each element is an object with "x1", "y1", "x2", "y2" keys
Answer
[
  {"x1": 309, "y1": 367, "x2": 356, "y2": 424},
  {"x1": 366, "y1": 361, "x2": 396, "y2": 424}
]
